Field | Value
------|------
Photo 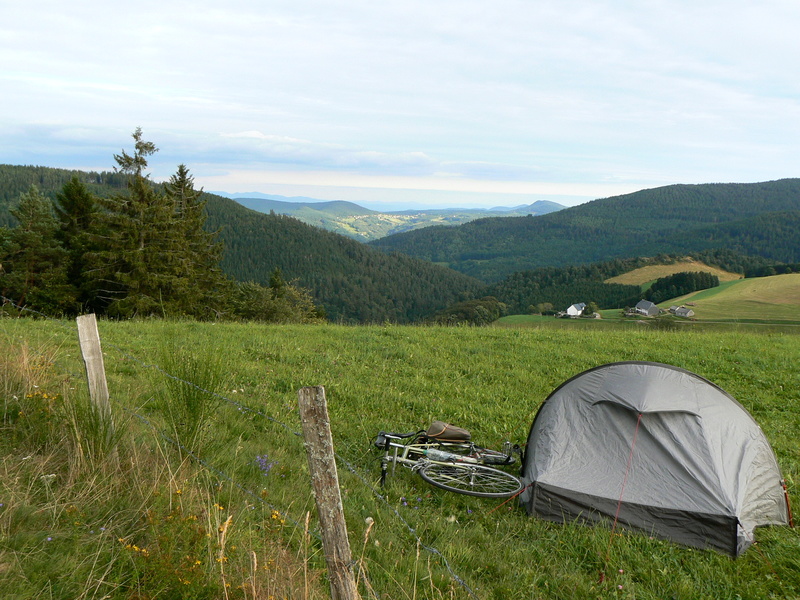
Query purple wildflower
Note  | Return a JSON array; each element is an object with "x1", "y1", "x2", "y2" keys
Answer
[{"x1": 255, "y1": 455, "x2": 276, "y2": 476}]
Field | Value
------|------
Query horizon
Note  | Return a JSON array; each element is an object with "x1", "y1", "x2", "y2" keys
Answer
[{"x1": 207, "y1": 188, "x2": 583, "y2": 211}]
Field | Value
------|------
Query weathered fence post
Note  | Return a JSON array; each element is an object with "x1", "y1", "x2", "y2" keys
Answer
[
  {"x1": 76, "y1": 313, "x2": 113, "y2": 434},
  {"x1": 297, "y1": 385, "x2": 361, "y2": 600}
]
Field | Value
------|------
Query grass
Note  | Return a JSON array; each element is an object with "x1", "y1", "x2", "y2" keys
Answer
[
  {"x1": 1, "y1": 317, "x2": 799, "y2": 599},
  {"x1": 670, "y1": 273, "x2": 800, "y2": 323},
  {"x1": 604, "y1": 259, "x2": 743, "y2": 285}
]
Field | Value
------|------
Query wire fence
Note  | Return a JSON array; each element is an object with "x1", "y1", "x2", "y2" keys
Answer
[{"x1": 1, "y1": 297, "x2": 481, "y2": 600}]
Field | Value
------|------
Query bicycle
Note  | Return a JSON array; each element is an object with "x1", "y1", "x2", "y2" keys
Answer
[{"x1": 374, "y1": 422, "x2": 523, "y2": 498}]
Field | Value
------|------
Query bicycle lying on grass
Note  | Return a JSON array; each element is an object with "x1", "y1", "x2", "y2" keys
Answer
[{"x1": 374, "y1": 421, "x2": 523, "y2": 498}]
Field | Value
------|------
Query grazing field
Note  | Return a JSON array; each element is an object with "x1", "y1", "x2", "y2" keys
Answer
[
  {"x1": 2, "y1": 318, "x2": 799, "y2": 599},
  {"x1": 604, "y1": 259, "x2": 743, "y2": 285},
  {"x1": 671, "y1": 273, "x2": 800, "y2": 322}
]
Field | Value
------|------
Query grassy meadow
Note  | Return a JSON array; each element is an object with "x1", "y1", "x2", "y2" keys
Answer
[
  {"x1": 1, "y1": 317, "x2": 799, "y2": 599},
  {"x1": 671, "y1": 273, "x2": 800, "y2": 323},
  {"x1": 604, "y1": 259, "x2": 745, "y2": 285}
]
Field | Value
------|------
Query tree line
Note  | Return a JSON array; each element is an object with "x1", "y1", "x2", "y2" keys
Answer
[
  {"x1": 642, "y1": 271, "x2": 719, "y2": 305},
  {"x1": 0, "y1": 129, "x2": 323, "y2": 323}
]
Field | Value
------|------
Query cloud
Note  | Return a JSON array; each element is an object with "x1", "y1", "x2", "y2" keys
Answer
[{"x1": 1, "y1": 1, "x2": 799, "y2": 207}]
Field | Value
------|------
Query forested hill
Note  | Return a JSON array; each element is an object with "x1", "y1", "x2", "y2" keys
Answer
[
  {"x1": 368, "y1": 179, "x2": 800, "y2": 282},
  {"x1": 0, "y1": 164, "x2": 129, "y2": 226},
  {"x1": 0, "y1": 164, "x2": 483, "y2": 323},
  {"x1": 203, "y1": 195, "x2": 484, "y2": 322}
]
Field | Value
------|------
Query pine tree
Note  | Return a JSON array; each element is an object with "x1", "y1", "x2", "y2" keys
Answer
[
  {"x1": 163, "y1": 164, "x2": 231, "y2": 318},
  {"x1": 0, "y1": 186, "x2": 74, "y2": 313},
  {"x1": 53, "y1": 176, "x2": 99, "y2": 310},
  {"x1": 88, "y1": 129, "x2": 185, "y2": 317}
]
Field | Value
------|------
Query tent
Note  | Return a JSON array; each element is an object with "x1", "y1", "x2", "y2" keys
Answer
[{"x1": 519, "y1": 361, "x2": 791, "y2": 556}]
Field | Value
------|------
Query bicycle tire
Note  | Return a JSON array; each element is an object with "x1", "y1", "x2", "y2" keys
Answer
[{"x1": 418, "y1": 462, "x2": 523, "y2": 498}]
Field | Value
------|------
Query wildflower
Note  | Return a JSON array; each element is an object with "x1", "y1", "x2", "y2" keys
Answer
[
  {"x1": 618, "y1": 585, "x2": 623, "y2": 590},
  {"x1": 618, "y1": 569, "x2": 624, "y2": 574},
  {"x1": 46, "y1": 537, "x2": 52, "y2": 541},
  {"x1": 255, "y1": 455, "x2": 276, "y2": 476}
]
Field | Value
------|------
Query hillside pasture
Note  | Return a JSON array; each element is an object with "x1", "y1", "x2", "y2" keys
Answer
[
  {"x1": 669, "y1": 273, "x2": 800, "y2": 322},
  {"x1": 604, "y1": 259, "x2": 743, "y2": 285},
  {"x1": 2, "y1": 318, "x2": 799, "y2": 599}
]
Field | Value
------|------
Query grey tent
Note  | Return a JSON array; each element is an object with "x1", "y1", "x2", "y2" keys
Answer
[{"x1": 520, "y1": 361, "x2": 791, "y2": 556}]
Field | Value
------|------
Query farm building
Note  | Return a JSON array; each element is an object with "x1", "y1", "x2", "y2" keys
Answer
[
  {"x1": 634, "y1": 300, "x2": 660, "y2": 316},
  {"x1": 566, "y1": 303, "x2": 586, "y2": 317},
  {"x1": 669, "y1": 306, "x2": 695, "y2": 318}
]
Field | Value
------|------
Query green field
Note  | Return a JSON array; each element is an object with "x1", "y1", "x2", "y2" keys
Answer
[
  {"x1": 497, "y1": 273, "x2": 800, "y2": 330},
  {"x1": 604, "y1": 259, "x2": 744, "y2": 285},
  {"x1": 2, "y1": 319, "x2": 799, "y2": 599},
  {"x1": 671, "y1": 273, "x2": 800, "y2": 322}
]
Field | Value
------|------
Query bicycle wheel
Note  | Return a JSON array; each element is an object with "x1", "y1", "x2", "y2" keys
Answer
[{"x1": 419, "y1": 462, "x2": 523, "y2": 498}]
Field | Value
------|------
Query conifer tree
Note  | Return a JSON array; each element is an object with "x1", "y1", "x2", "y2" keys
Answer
[
  {"x1": 163, "y1": 164, "x2": 231, "y2": 318},
  {"x1": 88, "y1": 128, "x2": 185, "y2": 317},
  {"x1": 0, "y1": 186, "x2": 74, "y2": 313},
  {"x1": 53, "y1": 176, "x2": 99, "y2": 309}
]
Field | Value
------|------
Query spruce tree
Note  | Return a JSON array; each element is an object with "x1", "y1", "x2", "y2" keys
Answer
[
  {"x1": 88, "y1": 129, "x2": 185, "y2": 317},
  {"x1": 163, "y1": 164, "x2": 231, "y2": 318},
  {"x1": 0, "y1": 186, "x2": 74, "y2": 313},
  {"x1": 53, "y1": 176, "x2": 99, "y2": 310}
]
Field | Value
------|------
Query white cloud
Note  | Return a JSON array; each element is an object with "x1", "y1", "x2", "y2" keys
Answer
[{"x1": 1, "y1": 0, "x2": 799, "y2": 207}]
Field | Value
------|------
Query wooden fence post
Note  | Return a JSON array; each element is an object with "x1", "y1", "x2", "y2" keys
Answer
[
  {"x1": 76, "y1": 314, "x2": 113, "y2": 434},
  {"x1": 297, "y1": 385, "x2": 361, "y2": 600}
]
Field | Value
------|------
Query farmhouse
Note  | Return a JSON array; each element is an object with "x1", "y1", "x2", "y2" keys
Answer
[
  {"x1": 634, "y1": 300, "x2": 660, "y2": 316},
  {"x1": 668, "y1": 305, "x2": 696, "y2": 318},
  {"x1": 566, "y1": 303, "x2": 586, "y2": 317}
]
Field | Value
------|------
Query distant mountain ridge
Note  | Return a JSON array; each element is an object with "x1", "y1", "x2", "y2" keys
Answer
[
  {"x1": 369, "y1": 179, "x2": 800, "y2": 282},
  {"x1": 210, "y1": 191, "x2": 565, "y2": 241}
]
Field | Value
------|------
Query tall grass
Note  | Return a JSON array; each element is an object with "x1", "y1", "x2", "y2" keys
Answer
[
  {"x1": 1, "y1": 318, "x2": 799, "y2": 599},
  {"x1": 0, "y1": 322, "x2": 329, "y2": 600},
  {"x1": 154, "y1": 333, "x2": 230, "y2": 457}
]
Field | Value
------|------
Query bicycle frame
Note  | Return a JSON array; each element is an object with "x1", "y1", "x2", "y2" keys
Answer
[{"x1": 376, "y1": 431, "x2": 515, "y2": 487}]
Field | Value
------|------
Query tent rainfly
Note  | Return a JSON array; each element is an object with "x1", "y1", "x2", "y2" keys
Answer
[{"x1": 519, "y1": 361, "x2": 791, "y2": 556}]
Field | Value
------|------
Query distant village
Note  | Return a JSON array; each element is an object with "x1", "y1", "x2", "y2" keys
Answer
[{"x1": 559, "y1": 300, "x2": 696, "y2": 319}]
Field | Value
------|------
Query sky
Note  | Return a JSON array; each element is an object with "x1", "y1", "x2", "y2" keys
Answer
[{"x1": 2, "y1": 1, "x2": 799, "y2": 210}]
